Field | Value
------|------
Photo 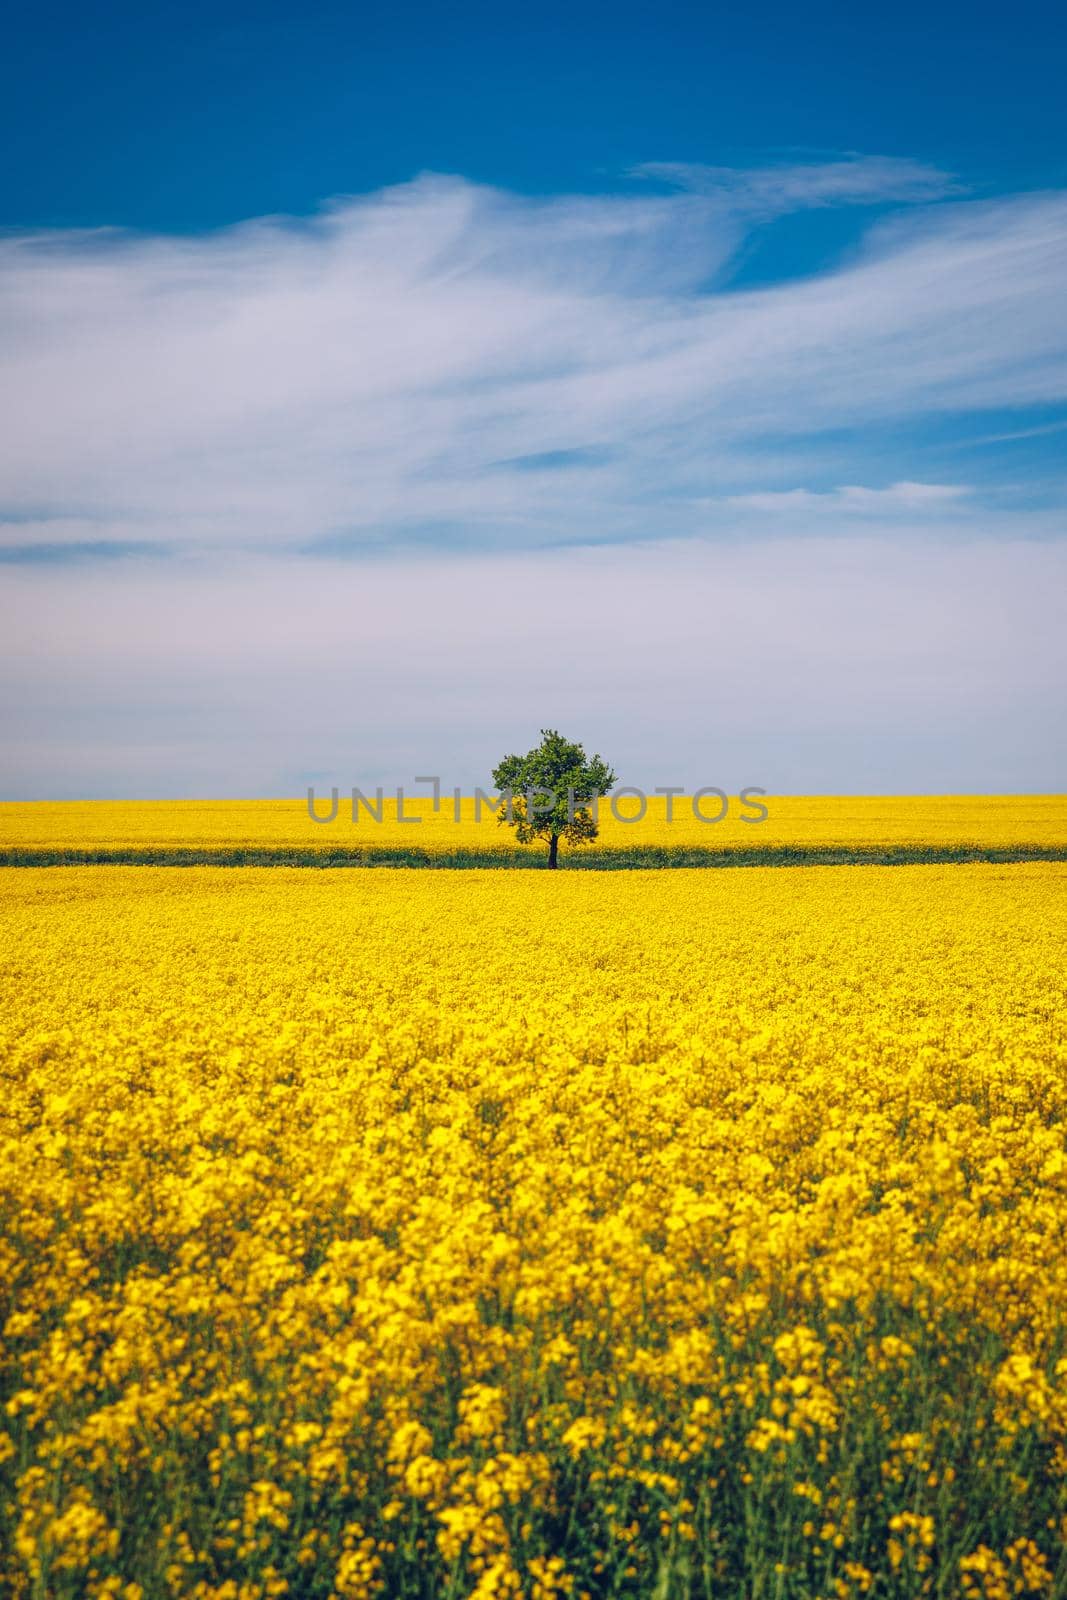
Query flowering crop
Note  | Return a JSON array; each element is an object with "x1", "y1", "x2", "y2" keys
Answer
[
  {"x1": 1, "y1": 795, "x2": 1065, "y2": 867},
  {"x1": 2, "y1": 862, "x2": 1067, "y2": 1598}
]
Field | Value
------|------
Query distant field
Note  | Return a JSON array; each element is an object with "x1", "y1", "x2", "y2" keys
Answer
[{"x1": 2, "y1": 794, "x2": 1066, "y2": 866}]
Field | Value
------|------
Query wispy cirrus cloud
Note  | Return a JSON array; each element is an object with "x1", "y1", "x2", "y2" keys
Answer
[
  {"x1": 2, "y1": 160, "x2": 1066, "y2": 794},
  {"x1": 728, "y1": 482, "x2": 971, "y2": 515},
  {"x1": 632, "y1": 154, "x2": 959, "y2": 211},
  {"x1": 0, "y1": 163, "x2": 1065, "y2": 564},
  {"x1": 0, "y1": 540, "x2": 166, "y2": 565}
]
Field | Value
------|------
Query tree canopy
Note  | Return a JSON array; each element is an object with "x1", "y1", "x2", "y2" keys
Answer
[{"x1": 491, "y1": 729, "x2": 615, "y2": 868}]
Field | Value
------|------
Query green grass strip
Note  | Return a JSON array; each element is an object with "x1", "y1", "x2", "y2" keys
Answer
[{"x1": 2, "y1": 844, "x2": 1066, "y2": 869}]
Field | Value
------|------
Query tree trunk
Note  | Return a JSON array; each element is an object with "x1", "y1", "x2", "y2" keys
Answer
[{"x1": 547, "y1": 833, "x2": 559, "y2": 869}]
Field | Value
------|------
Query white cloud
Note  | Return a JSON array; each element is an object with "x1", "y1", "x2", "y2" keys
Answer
[
  {"x1": 632, "y1": 155, "x2": 958, "y2": 211},
  {"x1": 728, "y1": 482, "x2": 971, "y2": 514},
  {"x1": 1, "y1": 536, "x2": 1064, "y2": 795},
  {"x1": 0, "y1": 169, "x2": 1065, "y2": 557},
  {"x1": 1, "y1": 163, "x2": 1065, "y2": 793}
]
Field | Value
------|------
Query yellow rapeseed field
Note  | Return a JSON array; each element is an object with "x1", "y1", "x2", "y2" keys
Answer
[
  {"x1": 2, "y1": 793, "x2": 1066, "y2": 856},
  {"x1": 3, "y1": 860, "x2": 1067, "y2": 1598}
]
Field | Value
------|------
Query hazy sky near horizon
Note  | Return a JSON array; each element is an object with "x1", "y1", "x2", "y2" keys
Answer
[{"x1": 1, "y1": 0, "x2": 1065, "y2": 796}]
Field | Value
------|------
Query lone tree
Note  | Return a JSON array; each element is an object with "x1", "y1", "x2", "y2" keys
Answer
[{"x1": 492, "y1": 729, "x2": 615, "y2": 869}]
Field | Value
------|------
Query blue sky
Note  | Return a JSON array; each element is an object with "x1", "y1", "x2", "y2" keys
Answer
[
  {"x1": 1, "y1": 0, "x2": 1065, "y2": 795},
  {"x1": 5, "y1": 0, "x2": 1066, "y2": 231}
]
